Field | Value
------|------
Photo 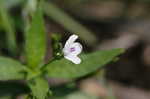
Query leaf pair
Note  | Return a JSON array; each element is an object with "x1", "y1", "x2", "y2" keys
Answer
[{"x1": 0, "y1": 48, "x2": 124, "y2": 99}]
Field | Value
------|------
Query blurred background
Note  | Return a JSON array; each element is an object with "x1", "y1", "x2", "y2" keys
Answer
[{"x1": 1, "y1": 0, "x2": 150, "y2": 99}]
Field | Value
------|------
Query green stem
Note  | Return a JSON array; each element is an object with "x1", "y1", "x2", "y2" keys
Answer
[{"x1": 40, "y1": 58, "x2": 55, "y2": 72}]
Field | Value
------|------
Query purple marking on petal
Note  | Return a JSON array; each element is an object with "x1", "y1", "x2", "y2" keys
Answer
[{"x1": 70, "y1": 47, "x2": 75, "y2": 52}]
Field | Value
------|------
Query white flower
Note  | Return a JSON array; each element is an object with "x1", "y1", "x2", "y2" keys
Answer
[{"x1": 63, "y1": 34, "x2": 83, "y2": 64}]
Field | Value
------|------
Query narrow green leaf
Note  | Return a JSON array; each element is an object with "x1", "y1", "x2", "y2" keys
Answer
[
  {"x1": 29, "y1": 77, "x2": 49, "y2": 99},
  {"x1": 43, "y1": 2, "x2": 98, "y2": 46},
  {"x1": 0, "y1": 57, "x2": 25, "y2": 80},
  {"x1": 25, "y1": 6, "x2": 46, "y2": 68},
  {"x1": 45, "y1": 49, "x2": 124, "y2": 79},
  {"x1": 0, "y1": 4, "x2": 17, "y2": 55}
]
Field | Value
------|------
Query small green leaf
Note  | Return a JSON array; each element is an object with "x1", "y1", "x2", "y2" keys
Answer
[
  {"x1": 45, "y1": 49, "x2": 124, "y2": 79},
  {"x1": 28, "y1": 77, "x2": 49, "y2": 99},
  {"x1": 0, "y1": 57, "x2": 25, "y2": 80},
  {"x1": 25, "y1": 5, "x2": 46, "y2": 68}
]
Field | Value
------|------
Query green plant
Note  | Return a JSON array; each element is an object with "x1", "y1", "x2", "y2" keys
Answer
[{"x1": 0, "y1": 0, "x2": 124, "y2": 99}]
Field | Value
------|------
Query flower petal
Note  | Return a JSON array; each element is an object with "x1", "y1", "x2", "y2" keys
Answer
[
  {"x1": 65, "y1": 55, "x2": 81, "y2": 64},
  {"x1": 63, "y1": 42, "x2": 82, "y2": 56},
  {"x1": 69, "y1": 43, "x2": 82, "y2": 56},
  {"x1": 64, "y1": 34, "x2": 78, "y2": 48}
]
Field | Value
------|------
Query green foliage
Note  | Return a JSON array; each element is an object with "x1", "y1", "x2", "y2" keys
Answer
[
  {"x1": 0, "y1": 0, "x2": 126, "y2": 98},
  {"x1": 0, "y1": 4, "x2": 17, "y2": 55},
  {"x1": 25, "y1": 5, "x2": 46, "y2": 68},
  {"x1": 28, "y1": 77, "x2": 50, "y2": 99},
  {"x1": 44, "y1": 49, "x2": 124, "y2": 79},
  {"x1": 0, "y1": 57, "x2": 25, "y2": 80}
]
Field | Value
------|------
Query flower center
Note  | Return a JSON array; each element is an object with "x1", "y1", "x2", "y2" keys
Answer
[{"x1": 70, "y1": 47, "x2": 75, "y2": 52}]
